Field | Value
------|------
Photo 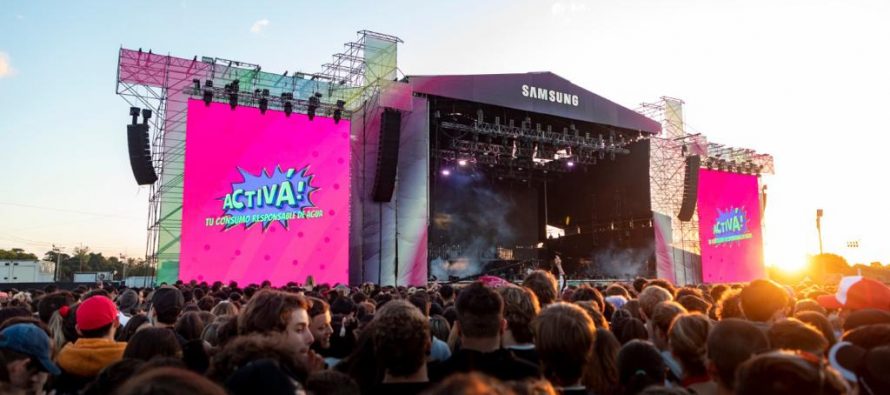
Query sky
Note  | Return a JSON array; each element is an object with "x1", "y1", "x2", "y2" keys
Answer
[{"x1": 1, "y1": 0, "x2": 888, "y2": 269}]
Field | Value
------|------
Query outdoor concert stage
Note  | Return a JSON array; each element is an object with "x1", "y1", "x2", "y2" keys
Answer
[{"x1": 117, "y1": 31, "x2": 774, "y2": 287}]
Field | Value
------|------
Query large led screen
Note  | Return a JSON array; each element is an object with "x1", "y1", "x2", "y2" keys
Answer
[
  {"x1": 697, "y1": 169, "x2": 764, "y2": 283},
  {"x1": 180, "y1": 100, "x2": 350, "y2": 286}
]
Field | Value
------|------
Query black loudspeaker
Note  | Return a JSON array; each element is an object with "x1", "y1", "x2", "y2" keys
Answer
[
  {"x1": 677, "y1": 155, "x2": 701, "y2": 221},
  {"x1": 371, "y1": 108, "x2": 402, "y2": 202},
  {"x1": 127, "y1": 123, "x2": 158, "y2": 185}
]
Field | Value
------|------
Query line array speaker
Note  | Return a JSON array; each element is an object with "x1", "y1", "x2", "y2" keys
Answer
[
  {"x1": 371, "y1": 108, "x2": 402, "y2": 202},
  {"x1": 677, "y1": 155, "x2": 700, "y2": 222},
  {"x1": 127, "y1": 123, "x2": 158, "y2": 185}
]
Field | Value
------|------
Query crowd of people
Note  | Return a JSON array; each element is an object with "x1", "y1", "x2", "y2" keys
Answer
[{"x1": 0, "y1": 271, "x2": 888, "y2": 394}]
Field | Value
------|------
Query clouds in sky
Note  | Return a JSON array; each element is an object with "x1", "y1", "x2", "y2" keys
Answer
[
  {"x1": 250, "y1": 19, "x2": 270, "y2": 34},
  {"x1": 0, "y1": 52, "x2": 13, "y2": 78}
]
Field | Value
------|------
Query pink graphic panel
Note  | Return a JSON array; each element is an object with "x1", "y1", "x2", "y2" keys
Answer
[
  {"x1": 697, "y1": 170, "x2": 765, "y2": 283},
  {"x1": 180, "y1": 100, "x2": 350, "y2": 286}
]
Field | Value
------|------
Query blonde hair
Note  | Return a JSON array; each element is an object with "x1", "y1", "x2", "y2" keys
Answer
[
  {"x1": 668, "y1": 312, "x2": 713, "y2": 377},
  {"x1": 652, "y1": 301, "x2": 688, "y2": 337},
  {"x1": 639, "y1": 286, "x2": 673, "y2": 319},
  {"x1": 210, "y1": 301, "x2": 238, "y2": 317}
]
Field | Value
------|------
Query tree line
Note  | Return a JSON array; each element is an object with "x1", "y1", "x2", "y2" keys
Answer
[{"x1": 0, "y1": 248, "x2": 154, "y2": 282}]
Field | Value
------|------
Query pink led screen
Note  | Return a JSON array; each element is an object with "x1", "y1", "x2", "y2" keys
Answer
[
  {"x1": 697, "y1": 169, "x2": 765, "y2": 283},
  {"x1": 180, "y1": 99, "x2": 350, "y2": 286}
]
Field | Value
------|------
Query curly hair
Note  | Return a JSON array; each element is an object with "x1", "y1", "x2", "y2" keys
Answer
[
  {"x1": 372, "y1": 300, "x2": 430, "y2": 377},
  {"x1": 716, "y1": 289, "x2": 743, "y2": 320},
  {"x1": 207, "y1": 333, "x2": 307, "y2": 384}
]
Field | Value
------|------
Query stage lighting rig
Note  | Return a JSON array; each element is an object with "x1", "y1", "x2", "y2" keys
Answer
[
  {"x1": 202, "y1": 80, "x2": 214, "y2": 106},
  {"x1": 307, "y1": 92, "x2": 322, "y2": 120},
  {"x1": 259, "y1": 89, "x2": 270, "y2": 114},
  {"x1": 333, "y1": 100, "x2": 345, "y2": 124},
  {"x1": 281, "y1": 92, "x2": 294, "y2": 117},
  {"x1": 226, "y1": 80, "x2": 240, "y2": 109}
]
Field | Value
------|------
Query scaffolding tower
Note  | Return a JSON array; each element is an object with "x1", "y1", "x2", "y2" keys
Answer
[{"x1": 115, "y1": 31, "x2": 401, "y2": 283}]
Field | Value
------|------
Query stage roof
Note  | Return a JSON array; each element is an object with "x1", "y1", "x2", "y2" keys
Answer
[{"x1": 407, "y1": 72, "x2": 661, "y2": 134}]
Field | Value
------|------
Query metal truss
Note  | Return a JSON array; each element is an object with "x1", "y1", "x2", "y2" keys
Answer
[
  {"x1": 114, "y1": 30, "x2": 403, "y2": 283},
  {"x1": 435, "y1": 119, "x2": 640, "y2": 178}
]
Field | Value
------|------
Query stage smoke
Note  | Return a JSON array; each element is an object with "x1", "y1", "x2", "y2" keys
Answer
[
  {"x1": 430, "y1": 173, "x2": 521, "y2": 279},
  {"x1": 584, "y1": 241, "x2": 655, "y2": 280}
]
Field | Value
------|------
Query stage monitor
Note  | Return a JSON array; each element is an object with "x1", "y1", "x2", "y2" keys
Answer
[
  {"x1": 179, "y1": 99, "x2": 350, "y2": 286},
  {"x1": 697, "y1": 169, "x2": 764, "y2": 283}
]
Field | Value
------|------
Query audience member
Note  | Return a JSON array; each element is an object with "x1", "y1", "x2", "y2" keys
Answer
[
  {"x1": 534, "y1": 303, "x2": 595, "y2": 394},
  {"x1": 735, "y1": 351, "x2": 847, "y2": 395},
  {"x1": 498, "y1": 286, "x2": 540, "y2": 366},
  {"x1": 0, "y1": 324, "x2": 60, "y2": 394},
  {"x1": 432, "y1": 282, "x2": 539, "y2": 382},
  {"x1": 617, "y1": 340, "x2": 666, "y2": 395},
  {"x1": 705, "y1": 318, "x2": 769, "y2": 395}
]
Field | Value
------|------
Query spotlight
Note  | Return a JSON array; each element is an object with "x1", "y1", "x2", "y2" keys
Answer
[
  {"x1": 202, "y1": 81, "x2": 214, "y2": 106},
  {"x1": 284, "y1": 102, "x2": 293, "y2": 117},
  {"x1": 458, "y1": 159, "x2": 468, "y2": 167},
  {"x1": 281, "y1": 92, "x2": 293, "y2": 117},
  {"x1": 259, "y1": 97, "x2": 268, "y2": 114},
  {"x1": 333, "y1": 100, "x2": 345, "y2": 124},
  {"x1": 441, "y1": 169, "x2": 451, "y2": 176},
  {"x1": 567, "y1": 161, "x2": 575, "y2": 168},
  {"x1": 307, "y1": 92, "x2": 321, "y2": 121}
]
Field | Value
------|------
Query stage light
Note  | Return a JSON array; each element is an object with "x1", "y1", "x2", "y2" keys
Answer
[
  {"x1": 283, "y1": 102, "x2": 293, "y2": 116},
  {"x1": 307, "y1": 92, "x2": 321, "y2": 121},
  {"x1": 333, "y1": 100, "x2": 345, "y2": 124},
  {"x1": 202, "y1": 80, "x2": 214, "y2": 106},
  {"x1": 228, "y1": 92, "x2": 238, "y2": 109},
  {"x1": 441, "y1": 169, "x2": 451, "y2": 176},
  {"x1": 458, "y1": 159, "x2": 468, "y2": 167},
  {"x1": 259, "y1": 97, "x2": 268, "y2": 114},
  {"x1": 281, "y1": 92, "x2": 293, "y2": 117},
  {"x1": 567, "y1": 161, "x2": 575, "y2": 168},
  {"x1": 192, "y1": 79, "x2": 200, "y2": 94}
]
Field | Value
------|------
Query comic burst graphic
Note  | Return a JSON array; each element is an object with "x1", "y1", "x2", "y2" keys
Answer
[
  {"x1": 710, "y1": 206, "x2": 752, "y2": 246},
  {"x1": 220, "y1": 165, "x2": 318, "y2": 230}
]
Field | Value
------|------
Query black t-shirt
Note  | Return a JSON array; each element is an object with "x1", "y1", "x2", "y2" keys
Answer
[
  {"x1": 508, "y1": 346, "x2": 540, "y2": 368},
  {"x1": 370, "y1": 382, "x2": 431, "y2": 395},
  {"x1": 430, "y1": 348, "x2": 540, "y2": 383}
]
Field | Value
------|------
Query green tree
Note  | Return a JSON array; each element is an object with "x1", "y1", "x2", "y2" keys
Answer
[{"x1": 0, "y1": 248, "x2": 39, "y2": 260}]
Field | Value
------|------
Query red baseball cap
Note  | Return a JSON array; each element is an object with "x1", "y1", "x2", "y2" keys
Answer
[
  {"x1": 817, "y1": 276, "x2": 890, "y2": 311},
  {"x1": 76, "y1": 296, "x2": 119, "y2": 331}
]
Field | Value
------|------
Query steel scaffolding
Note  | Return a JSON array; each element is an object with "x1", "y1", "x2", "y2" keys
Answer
[
  {"x1": 640, "y1": 97, "x2": 774, "y2": 284},
  {"x1": 115, "y1": 31, "x2": 402, "y2": 284}
]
